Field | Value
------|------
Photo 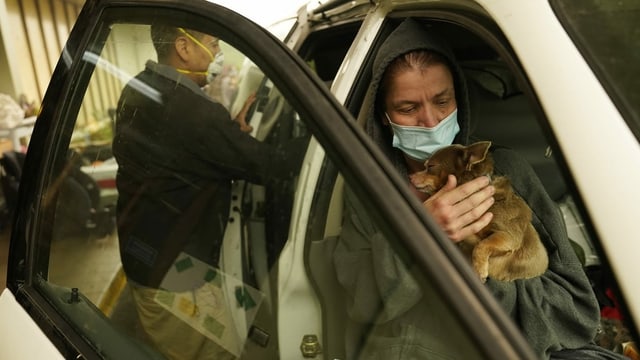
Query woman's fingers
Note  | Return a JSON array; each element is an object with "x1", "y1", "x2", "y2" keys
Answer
[{"x1": 424, "y1": 175, "x2": 495, "y2": 242}]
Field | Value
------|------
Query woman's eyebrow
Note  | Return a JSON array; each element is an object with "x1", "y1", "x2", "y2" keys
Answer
[
  {"x1": 433, "y1": 87, "x2": 454, "y2": 99},
  {"x1": 390, "y1": 99, "x2": 419, "y2": 108}
]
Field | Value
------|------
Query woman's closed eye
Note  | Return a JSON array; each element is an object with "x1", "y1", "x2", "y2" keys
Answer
[
  {"x1": 397, "y1": 105, "x2": 418, "y2": 114},
  {"x1": 426, "y1": 163, "x2": 440, "y2": 173},
  {"x1": 436, "y1": 98, "x2": 452, "y2": 108}
]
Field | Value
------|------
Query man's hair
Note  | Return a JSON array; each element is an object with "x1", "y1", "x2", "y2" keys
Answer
[
  {"x1": 150, "y1": 24, "x2": 207, "y2": 61},
  {"x1": 150, "y1": 25, "x2": 180, "y2": 61}
]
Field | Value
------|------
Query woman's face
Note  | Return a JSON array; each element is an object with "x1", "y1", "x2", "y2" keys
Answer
[{"x1": 383, "y1": 63, "x2": 457, "y2": 128}]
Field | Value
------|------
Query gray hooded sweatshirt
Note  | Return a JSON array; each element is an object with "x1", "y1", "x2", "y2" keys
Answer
[{"x1": 334, "y1": 18, "x2": 622, "y2": 359}]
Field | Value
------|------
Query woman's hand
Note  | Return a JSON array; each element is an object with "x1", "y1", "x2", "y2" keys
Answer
[{"x1": 423, "y1": 175, "x2": 495, "y2": 242}]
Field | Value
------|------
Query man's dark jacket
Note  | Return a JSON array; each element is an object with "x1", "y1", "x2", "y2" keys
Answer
[{"x1": 114, "y1": 61, "x2": 299, "y2": 288}]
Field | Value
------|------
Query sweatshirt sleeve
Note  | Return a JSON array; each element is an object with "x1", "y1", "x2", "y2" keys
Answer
[
  {"x1": 487, "y1": 148, "x2": 601, "y2": 358},
  {"x1": 333, "y1": 146, "x2": 603, "y2": 358},
  {"x1": 333, "y1": 186, "x2": 423, "y2": 324}
]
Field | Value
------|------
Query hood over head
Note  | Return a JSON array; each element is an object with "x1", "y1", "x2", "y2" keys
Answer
[{"x1": 360, "y1": 18, "x2": 471, "y2": 175}]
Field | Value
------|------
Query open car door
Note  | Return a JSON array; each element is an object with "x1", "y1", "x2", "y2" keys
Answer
[{"x1": 4, "y1": 0, "x2": 539, "y2": 359}]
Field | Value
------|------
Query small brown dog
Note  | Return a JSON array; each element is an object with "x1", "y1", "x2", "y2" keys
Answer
[{"x1": 409, "y1": 141, "x2": 548, "y2": 282}]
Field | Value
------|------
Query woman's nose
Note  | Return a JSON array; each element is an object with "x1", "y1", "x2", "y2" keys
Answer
[{"x1": 416, "y1": 106, "x2": 440, "y2": 128}]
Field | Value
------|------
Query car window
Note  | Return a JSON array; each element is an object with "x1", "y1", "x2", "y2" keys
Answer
[
  {"x1": 550, "y1": 0, "x2": 640, "y2": 140},
  {"x1": 295, "y1": 22, "x2": 361, "y2": 84},
  {"x1": 36, "y1": 16, "x2": 314, "y2": 357},
  {"x1": 305, "y1": 161, "x2": 494, "y2": 359}
]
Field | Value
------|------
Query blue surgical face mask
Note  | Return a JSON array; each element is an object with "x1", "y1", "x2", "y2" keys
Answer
[{"x1": 387, "y1": 108, "x2": 460, "y2": 161}]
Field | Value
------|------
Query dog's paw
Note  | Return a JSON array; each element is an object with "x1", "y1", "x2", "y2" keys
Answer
[{"x1": 473, "y1": 260, "x2": 490, "y2": 283}]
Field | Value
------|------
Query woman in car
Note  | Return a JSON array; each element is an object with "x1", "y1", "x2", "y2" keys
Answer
[{"x1": 334, "y1": 18, "x2": 624, "y2": 359}]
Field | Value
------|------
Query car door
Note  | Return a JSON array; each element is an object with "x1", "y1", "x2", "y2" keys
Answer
[{"x1": 4, "y1": 0, "x2": 539, "y2": 359}]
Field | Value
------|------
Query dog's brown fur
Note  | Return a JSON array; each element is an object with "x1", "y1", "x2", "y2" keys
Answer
[{"x1": 409, "y1": 141, "x2": 548, "y2": 282}]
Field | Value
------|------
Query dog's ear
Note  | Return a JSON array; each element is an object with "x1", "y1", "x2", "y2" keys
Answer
[{"x1": 465, "y1": 141, "x2": 492, "y2": 171}]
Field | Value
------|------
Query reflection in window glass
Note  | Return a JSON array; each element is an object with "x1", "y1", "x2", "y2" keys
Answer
[
  {"x1": 305, "y1": 164, "x2": 484, "y2": 359},
  {"x1": 44, "y1": 21, "x2": 309, "y2": 359},
  {"x1": 552, "y1": 0, "x2": 640, "y2": 137}
]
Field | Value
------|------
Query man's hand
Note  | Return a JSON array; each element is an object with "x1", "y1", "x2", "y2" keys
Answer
[
  {"x1": 234, "y1": 92, "x2": 257, "y2": 133},
  {"x1": 423, "y1": 175, "x2": 495, "y2": 242}
]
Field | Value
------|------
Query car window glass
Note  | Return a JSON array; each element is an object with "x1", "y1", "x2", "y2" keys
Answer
[
  {"x1": 296, "y1": 22, "x2": 361, "y2": 84},
  {"x1": 305, "y1": 161, "x2": 488, "y2": 359},
  {"x1": 37, "y1": 20, "x2": 314, "y2": 358},
  {"x1": 551, "y1": 0, "x2": 640, "y2": 139}
]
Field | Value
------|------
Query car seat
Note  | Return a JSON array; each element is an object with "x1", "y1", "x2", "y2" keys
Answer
[
  {"x1": 56, "y1": 149, "x2": 115, "y2": 239},
  {"x1": 0, "y1": 148, "x2": 114, "y2": 240}
]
